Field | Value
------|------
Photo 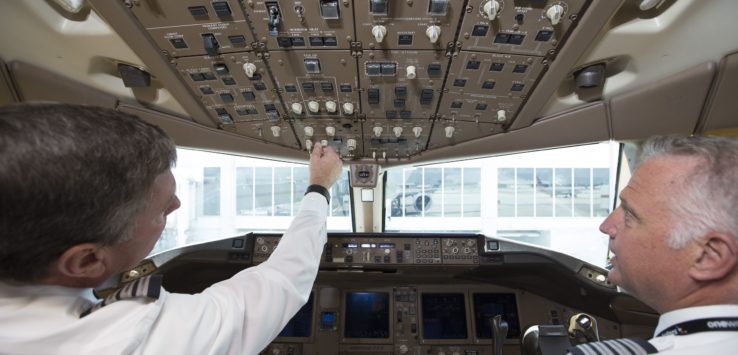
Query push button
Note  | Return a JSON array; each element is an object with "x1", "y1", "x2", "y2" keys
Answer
[
  {"x1": 169, "y1": 38, "x2": 188, "y2": 49},
  {"x1": 188, "y1": 6, "x2": 208, "y2": 17},
  {"x1": 212, "y1": 1, "x2": 232, "y2": 17}
]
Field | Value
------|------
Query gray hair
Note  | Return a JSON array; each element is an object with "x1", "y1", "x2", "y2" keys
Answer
[
  {"x1": 638, "y1": 135, "x2": 738, "y2": 248},
  {"x1": 0, "y1": 103, "x2": 176, "y2": 282}
]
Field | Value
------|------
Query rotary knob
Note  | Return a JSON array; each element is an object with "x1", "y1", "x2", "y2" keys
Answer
[
  {"x1": 373, "y1": 126, "x2": 383, "y2": 137},
  {"x1": 325, "y1": 126, "x2": 336, "y2": 136},
  {"x1": 325, "y1": 100, "x2": 337, "y2": 113},
  {"x1": 307, "y1": 100, "x2": 320, "y2": 113},
  {"x1": 393, "y1": 126, "x2": 403, "y2": 137},
  {"x1": 482, "y1": 1, "x2": 501, "y2": 21},
  {"x1": 243, "y1": 63, "x2": 257, "y2": 78},
  {"x1": 372, "y1": 25, "x2": 387, "y2": 43},
  {"x1": 347, "y1": 138, "x2": 357, "y2": 151},
  {"x1": 291, "y1": 102, "x2": 303, "y2": 115},
  {"x1": 425, "y1": 25, "x2": 441, "y2": 44},
  {"x1": 304, "y1": 126, "x2": 314, "y2": 137},
  {"x1": 343, "y1": 102, "x2": 354, "y2": 115},
  {"x1": 546, "y1": 4, "x2": 564, "y2": 25},
  {"x1": 412, "y1": 126, "x2": 422, "y2": 138},
  {"x1": 270, "y1": 125, "x2": 281, "y2": 137}
]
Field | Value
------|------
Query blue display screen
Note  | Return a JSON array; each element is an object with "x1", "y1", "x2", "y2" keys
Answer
[
  {"x1": 344, "y1": 291, "x2": 390, "y2": 338},
  {"x1": 421, "y1": 293, "x2": 468, "y2": 339},
  {"x1": 278, "y1": 292, "x2": 313, "y2": 337},
  {"x1": 473, "y1": 293, "x2": 521, "y2": 339}
]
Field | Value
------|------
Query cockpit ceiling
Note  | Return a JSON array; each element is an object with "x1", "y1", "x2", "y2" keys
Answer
[{"x1": 1, "y1": 1, "x2": 738, "y2": 165}]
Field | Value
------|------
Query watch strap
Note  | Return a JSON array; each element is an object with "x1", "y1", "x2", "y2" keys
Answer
[{"x1": 305, "y1": 184, "x2": 330, "y2": 204}]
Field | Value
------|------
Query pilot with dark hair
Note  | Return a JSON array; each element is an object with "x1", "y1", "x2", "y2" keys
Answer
[
  {"x1": 568, "y1": 135, "x2": 738, "y2": 354},
  {"x1": 0, "y1": 103, "x2": 343, "y2": 354}
]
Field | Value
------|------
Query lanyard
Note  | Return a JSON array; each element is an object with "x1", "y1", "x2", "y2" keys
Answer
[{"x1": 656, "y1": 317, "x2": 738, "y2": 337}]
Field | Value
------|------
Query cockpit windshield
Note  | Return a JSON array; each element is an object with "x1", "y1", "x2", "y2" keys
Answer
[{"x1": 154, "y1": 142, "x2": 619, "y2": 267}]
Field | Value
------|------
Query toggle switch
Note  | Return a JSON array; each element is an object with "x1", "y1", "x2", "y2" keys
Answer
[
  {"x1": 406, "y1": 65, "x2": 416, "y2": 79},
  {"x1": 202, "y1": 33, "x2": 219, "y2": 56},
  {"x1": 445, "y1": 126, "x2": 455, "y2": 138},
  {"x1": 347, "y1": 138, "x2": 357, "y2": 151},
  {"x1": 497, "y1": 109, "x2": 506, "y2": 122},
  {"x1": 270, "y1": 125, "x2": 281, "y2": 137}
]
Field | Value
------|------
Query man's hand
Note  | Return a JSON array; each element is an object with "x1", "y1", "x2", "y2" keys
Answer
[{"x1": 309, "y1": 142, "x2": 343, "y2": 188}]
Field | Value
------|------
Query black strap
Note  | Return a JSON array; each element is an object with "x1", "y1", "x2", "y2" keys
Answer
[
  {"x1": 568, "y1": 338, "x2": 658, "y2": 355},
  {"x1": 656, "y1": 317, "x2": 738, "y2": 337},
  {"x1": 305, "y1": 184, "x2": 330, "y2": 204}
]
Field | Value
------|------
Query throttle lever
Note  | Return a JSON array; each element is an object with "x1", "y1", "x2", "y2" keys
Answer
[
  {"x1": 568, "y1": 313, "x2": 600, "y2": 344},
  {"x1": 491, "y1": 314, "x2": 509, "y2": 355}
]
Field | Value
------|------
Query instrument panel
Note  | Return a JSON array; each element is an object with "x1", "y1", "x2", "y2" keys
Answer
[
  {"x1": 103, "y1": 0, "x2": 591, "y2": 160},
  {"x1": 253, "y1": 235, "x2": 480, "y2": 265},
  {"x1": 261, "y1": 284, "x2": 621, "y2": 355},
  {"x1": 152, "y1": 233, "x2": 639, "y2": 355}
]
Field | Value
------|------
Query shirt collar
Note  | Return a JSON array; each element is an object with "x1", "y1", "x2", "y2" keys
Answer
[{"x1": 655, "y1": 304, "x2": 738, "y2": 337}]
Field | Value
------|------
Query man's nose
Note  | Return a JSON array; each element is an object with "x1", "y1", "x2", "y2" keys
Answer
[{"x1": 599, "y1": 209, "x2": 617, "y2": 237}]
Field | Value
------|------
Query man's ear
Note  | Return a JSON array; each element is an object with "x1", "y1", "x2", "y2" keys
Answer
[
  {"x1": 55, "y1": 243, "x2": 109, "y2": 280},
  {"x1": 688, "y1": 233, "x2": 738, "y2": 282}
]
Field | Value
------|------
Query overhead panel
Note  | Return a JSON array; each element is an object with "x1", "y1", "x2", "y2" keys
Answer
[
  {"x1": 355, "y1": 0, "x2": 461, "y2": 51},
  {"x1": 458, "y1": 0, "x2": 589, "y2": 57},
  {"x1": 436, "y1": 51, "x2": 543, "y2": 131},
  {"x1": 247, "y1": 0, "x2": 355, "y2": 50},
  {"x1": 130, "y1": 0, "x2": 254, "y2": 57},
  {"x1": 117, "y1": 0, "x2": 593, "y2": 161},
  {"x1": 268, "y1": 49, "x2": 362, "y2": 157}
]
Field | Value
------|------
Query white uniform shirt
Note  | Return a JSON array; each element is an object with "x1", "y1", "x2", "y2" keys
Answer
[
  {"x1": 647, "y1": 304, "x2": 738, "y2": 354},
  {"x1": 0, "y1": 192, "x2": 328, "y2": 355}
]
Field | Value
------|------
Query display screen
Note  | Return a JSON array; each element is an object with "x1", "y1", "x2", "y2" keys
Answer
[
  {"x1": 344, "y1": 292, "x2": 390, "y2": 338},
  {"x1": 278, "y1": 292, "x2": 314, "y2": 338},
  {"x1": 421, "y1": 293, "x2": 468, "y2": 340},
  {"x1": 473, "y1": 293, "x2": 521, "y2": 339}
]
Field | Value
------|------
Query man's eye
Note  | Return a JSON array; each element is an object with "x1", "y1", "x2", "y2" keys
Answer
[{"x1": 623, "y1": 209, "x2": 634, "y2": 225}]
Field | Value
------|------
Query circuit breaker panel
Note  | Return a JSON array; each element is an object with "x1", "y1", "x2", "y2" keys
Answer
[{"x1": 119, "y1": 0, "x2": 591, "y2": 160}]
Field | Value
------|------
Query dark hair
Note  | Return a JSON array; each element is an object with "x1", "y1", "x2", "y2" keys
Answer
[
  {"x1": 0, "y1": 103, "x2": 176, "y2": 282},
  {"x1": 639, "y1": 135, "x2": 738, "y2": 248}
]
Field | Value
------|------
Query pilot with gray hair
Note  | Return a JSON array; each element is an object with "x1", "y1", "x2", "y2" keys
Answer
[
  {"x1": 568, "y1": 135, "x2": 738, "y2": 354},
  {"x1": 0, "y1": 103, "x2": 343, "y2": 354}
]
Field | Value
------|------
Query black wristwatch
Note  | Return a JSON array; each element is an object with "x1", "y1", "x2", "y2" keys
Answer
[{"x1": 305, "y1": 184, "x2": 330, "y2": 204}]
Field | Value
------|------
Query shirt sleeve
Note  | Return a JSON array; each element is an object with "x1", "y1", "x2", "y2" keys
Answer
[{"x1": 140, "y1": 192, "x2": 328, "y2": 355}]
